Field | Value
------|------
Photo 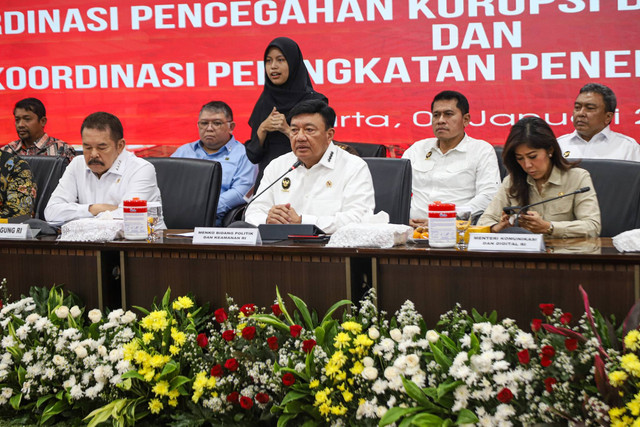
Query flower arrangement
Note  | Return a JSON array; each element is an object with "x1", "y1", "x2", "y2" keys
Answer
[{"x1": 0, "y1": 280, "x2": 635, "y2": 426}]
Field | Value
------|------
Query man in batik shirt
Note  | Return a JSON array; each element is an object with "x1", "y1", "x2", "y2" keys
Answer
[
  {"x1": 3, "y1": 98, "x2": 75, "y2": 163},
  {"x1": 0, "y1": 151, "x2": 36, "y2": 218}
]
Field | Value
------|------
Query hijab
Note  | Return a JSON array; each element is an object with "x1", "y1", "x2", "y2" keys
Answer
[{"x1": 248, "y1": 37, "x2": 324, "y2": 128}]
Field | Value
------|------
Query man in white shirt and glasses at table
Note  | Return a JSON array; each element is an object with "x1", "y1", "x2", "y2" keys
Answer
[
  {"x1": 45, "y1": 112, "x2": 164, "y2": 227},
  {"x1": 402, "y1": 90, "x2": 501, "y2": 228}
]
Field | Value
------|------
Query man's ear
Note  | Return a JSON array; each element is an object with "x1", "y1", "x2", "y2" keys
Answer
[
  {"x1": 229, "y1": 121, "x2": 236, "y2": 132},
  {"x1": 462, "y1": 113, "x2": 470, "y2": 127},
  {"x1": 40, "y1": 117, "x2": 48, "y2": 128},
  {"x1": 117, "y1": 138, "x2": 126, "y2": 152},
  {"x1": 604, "y1": 111, "x2": 614, "y2": 126},
  {"x1": 326, "y1": 128, "x2": 335, "y2": 141}
]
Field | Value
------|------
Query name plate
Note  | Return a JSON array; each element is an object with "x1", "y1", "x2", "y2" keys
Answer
[
  {"x1": 192, "y1": 227, "x2": 261, "y2": 245},
  {"x1": 0, "y1": 224, "x2": 33, "y2": 240},
  {"x1": 468, "y1": 233, "x2": 545, "y2": 252}
]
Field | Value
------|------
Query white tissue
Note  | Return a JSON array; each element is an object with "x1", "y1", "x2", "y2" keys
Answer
[
  {"x1": 327, "y1": 223, "x2": 413, "y2": 248},
  {"x1": 60, "y1": 218, "x2": 124, "y2": 242},
  {"x1": 612, "y1": 229, "x2": 640, "y2": 253}
]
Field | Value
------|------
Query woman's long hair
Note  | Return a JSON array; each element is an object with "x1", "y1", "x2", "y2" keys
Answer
[{"x1": 503, "y1": 116, "x2": 576, "y2": 206}]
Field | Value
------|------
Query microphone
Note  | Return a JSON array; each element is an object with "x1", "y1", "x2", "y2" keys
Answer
[
  {"x1": 241, "y1": 160, "x2": 303, "y2": 220},
  {"x1": 502, "y1": 187, "x2": 590, "y2": 232}
]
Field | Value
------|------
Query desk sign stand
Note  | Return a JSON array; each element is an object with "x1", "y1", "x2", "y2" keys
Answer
[
  {"x1": 468, "y1": 233, "x2": 545, "y2": 252},
  {"x1": 0, "y1": 224, "x2": 34, "y2": 240},
  {"x1": 193, "y1": 227, "x2": 262, "y2": 245}
]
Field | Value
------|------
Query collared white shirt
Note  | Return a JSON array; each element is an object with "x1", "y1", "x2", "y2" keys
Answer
[
  {"x1": 244, "y1": 142, "x2": 375, "y2": 234},
  {"x1": 558, "y1": 127, "x2": 640, "y2": 162},
  {"x1": 402, "y1": 134, "x2": 501, "y2": 218},
  {"x1": 45, "y1": 149, "x2": 164, "y2": 227}
]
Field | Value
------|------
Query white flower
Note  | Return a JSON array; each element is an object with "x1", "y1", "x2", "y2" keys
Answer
[
  {"x1": 470, "y1": 353, "x2": 493, "y2": 373},
  {"x1": 384, "y1": 366, "x2": 399, "y2": 381},
  {"x1": 70, "y1": 305, "x2": 82, "y2": 318},
  {"x1": 1, "y1": 336, "x2": 15, "y2": 349},
  {"x1": 372, "y1": 379, "x2": 388, "y2": 394},
  {"x1": 70, "y1": 384, "x2": 83, "y2": 400},
  {"x1": 1, "y1": 388, "x2": 12, "y2": 399},
  {"x1": 55, "y1": 305, "x2": 70, "y2": 319},
  {"x1": 362, "y1": 356, "x2": 374, "y2": 367},
  {"x1": 473, "y1": 322, "x2": 491, "y2": 335},
  {"x1": 362, "y1": 366, "x2": 379, "y2": 381},
  {"x1": 15, "y1": 325, "x2": 29, "y2": 340},
  {"x1": 88, "y1": 309, "x2": 102, "y2": 323},
  {"x1": 390, "y1": 328, "x2": 402, "y2": 342},
  {"x1": 25, "y1": 313, "x2": 40, "y2": 324},
  {"x1": 460, "y1": 334, "x2": 471, "y2": 348},
  {"x1": 490, "y1": 325, "x2": 509, "y2": 345},
  {"x1": 63, "y1": 376, "x2": 77, "y2": 389},
  {"x1": 75, "y1": 346, "x2": 88, "y2": 359},
  {"x1": 402, "y1": 325, "x2": 420, "y2": 339},
  {"x1": 120, "y1": 311, "x2": 136, "y2": 324},
  {"x1": 376, "y1": 406, "x2": 388, "y2": 418},
  {"x1": 405, "y1": 354, "x2": 420, "y2": 368},
  {"x1": 368, "y1": 327, "x2": 380, "y2": 340},
  {"x1": 426, "y1": 330, "x2": 439, "y2": 343},
  {"x1": 514, "y1": 331, "x2": 535, "y2": 349},
  {"x1": 411, "y1": 372, "x2": 426, "y2": 388},
  {"x1": 53, "y1": 355, "x2": 66, "y2": 367}
]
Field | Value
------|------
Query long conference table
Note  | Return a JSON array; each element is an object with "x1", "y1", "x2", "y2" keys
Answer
[{"x1": 0, "y1": 232, "x2": 637, "y2": 327}]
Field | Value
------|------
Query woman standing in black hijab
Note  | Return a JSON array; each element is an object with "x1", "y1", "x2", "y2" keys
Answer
[{"x1": 245, "y1": 37, "x2": 328, "y2": 186}]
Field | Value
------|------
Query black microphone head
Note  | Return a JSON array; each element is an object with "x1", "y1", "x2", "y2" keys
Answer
[
  {"x1": 292, "y1": 160, "x2": 303, "y2": 168},
  {"x1": 578, "y1": 187, "x2": 590, "y2": 193}
]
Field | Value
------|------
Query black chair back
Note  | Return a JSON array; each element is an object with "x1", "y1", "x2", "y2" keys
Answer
[
  {"x1": 578, "y1": 159, "x2": 640, "y2": 237},
  {"x1": 493, "y1": 145, "x2": 508, "y2": 180},
  {"x1": 146, "y1": 157, "x2": 222, "y2": 229},
  {"x1": 336, "y1": 141, "x2": 387, "y2": 158},
  {"x1": 22, "y1": 156, "x2": 68, "y2": 220},
  {"x1": 363, "y1": 158, "x2": 412, "y2": 225}
]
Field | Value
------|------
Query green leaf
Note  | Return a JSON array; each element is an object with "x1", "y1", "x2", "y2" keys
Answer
[
  {"x1": 40, "y1": 399, "x2": 68, "y2": 424},
  {"x1": 289, "y1": 294, "x2": 314, "y2": 330},
  {"x1": 379, "y1": 407, "x2": 422, "y2": 426},
  {"x1": 429, "y1": 341, "x2": 452, "y2": 370},
  {"x1": 404, "y1": 413, "x2": 444, "y2": 427},
  {"x1": 170, "y1": 376, "x2": 192, "y2": 390},
  {"x1": 314, "y1": 326, "x2": 325, "y2": 347},
  {"x1": 122, "y1": 370, "x2": 145, "y2": 381},
  {"x1": 439, "y1": 334, "x2": 458, "y2": 354},
  {"x1": 9, "y1": 393, "x2": 22, "y2": 410},
  {"x1": 277, "y1": 413, "x2": 296, "y2": 427},
  {"x1": 401, "y1": 376, "x2": 430, "y2": 407},
  {"x1": 436, "y1": 380, "x2": 464, "y2": 403},
  {"x1": 132, "y1": 305, "x2": 150, "y2": 316},
  {"x1": 455, "y1": 408, "x2": 479, "y2": 424},
  {"x1": 161, "y1": 287, "x2": 172, "y2": 310},
  {"x1": 252, "y1": 314, "x2": 290, "y2": 332},
  {"x1": 320, "y1": 299, "x2": 351, "y2": 325},
  {"x1": 276, "y1": 287, "x2": 295, "y2": 325},
  {"x1": 280, "y1": 390, "x2": 309, "y2": 406},
  {"x1": 36, "y1": 394, "x2": 54, "y2": 408},
  {"x1": 159, "y1": 359, "x2": 178, "y2": 377}
]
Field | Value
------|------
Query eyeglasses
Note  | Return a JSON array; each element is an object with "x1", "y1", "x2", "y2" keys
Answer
[{"x1": 198, "y1": 120, "x2": 231, "y2": 129}]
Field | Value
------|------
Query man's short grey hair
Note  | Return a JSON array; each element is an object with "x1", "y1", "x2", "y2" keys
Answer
[
  {"x1": 579, "y1": 83, "x2": 616, "y2": 113},
  {"x1": 200, "y1": 101, "x2": 233, "y2": 120}
]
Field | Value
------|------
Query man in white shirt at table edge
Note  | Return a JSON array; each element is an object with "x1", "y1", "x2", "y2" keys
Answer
[
  {"x1": 402, "y1": 90, "x2": 501, "y2": 228},
  {"x1": 244, "y1": 99, "x2": 376, "y2": 234},
  {"x1": 44, "y1": 111, "x2": 165, "y2": 228}
]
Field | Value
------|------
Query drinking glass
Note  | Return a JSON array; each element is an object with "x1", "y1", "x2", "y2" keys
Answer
[
  {"x1": 147, "y1": 203, "x2": 162, "y2": 242},
  {"x1": 455, "y1": 207, "x2": 472, "y2": 250}
]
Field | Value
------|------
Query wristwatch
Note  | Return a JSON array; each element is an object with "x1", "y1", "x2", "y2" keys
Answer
[{"x1": 546, "y1": 222, "x2": 554, "y2": 235}]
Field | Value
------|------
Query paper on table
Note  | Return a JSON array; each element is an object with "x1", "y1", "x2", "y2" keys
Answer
[{"x1": 166, "y1": 232, "x2": 194, "y2": 237}]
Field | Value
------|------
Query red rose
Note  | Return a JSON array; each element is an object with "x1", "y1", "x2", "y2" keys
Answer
[
  {"x1": 540, "y1": 356, "x2": 553, "y2": 367},
  {"x1": 290, "y1": 325, "x2": 302, "y2": 338},
  {"x1": 565, "y1": 338, "x2": 578, "y2": 351},
  {"x1": 225, "y1": 358, "x2": 239, "y2": 372},
  {"x1": 541, "y1": 345, "x2": 556, "y2": 358},
  {"x1": 227, "y1": 391, "x2": 239, "y2": 403},
  {"x1": 517, "y1": 349, "x2": 530, "y2": 365},
  {"x1": 242, "y1": 326, "x2": 256, "y2": 340},
  {"x1": 214, "y1": 308, "x2": 228, "y2": 323},
  {"x1": 240, "y1": 304, "x2": 256, "y2": 316},
  {"x1": 497, "y1": 387, "x2": 513, "y2": 403},
  {"x1": 271, "y1": 304, "x2": 282, "y2": 316},
  {"x1": 210, "y1": 364, "x2": 223, "y2": 377},
  {"x1": 531, "y1": 319, "x2": 542, "y2": 332},
  {"x1": 197, "y1": 333, "x2": 208, "y2": 348},
  {"x1": 544, "y1": 377, "x2": 557, "y2": 393},
  {"x1": 302, "y1": 339, "x2": 316, "y2": 354},
  {"x1": 255, "y1": 393, "x2": 269, "y2": 404},
  {"x1": 539, "y1": 304, "x2": 555, "y2": 316},
  {"x1": 282, "y1": 373, "x2": 295, "y2": 386},
  {"x1": 0, "y1": 300, "x2": 3, "y2": 309},
  {"x1": 267, "y1": 336, "x2": 278, "y2": 350},
  {"x1": 240, "y1": 396, "x2": 254, "y2": 409},
  {"x1": 222, "y1": 330, "x2": 235, "y2": 342},
  {"x1": 560, "y1": 312, "x2": 572, "y2": 325}
]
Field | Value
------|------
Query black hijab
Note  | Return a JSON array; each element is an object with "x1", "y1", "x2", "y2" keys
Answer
[{"x1": 248, "y1": 37, "x2": 325, "y2": 128}]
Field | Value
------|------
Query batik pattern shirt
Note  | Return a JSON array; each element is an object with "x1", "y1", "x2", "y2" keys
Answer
[
  {"x1": 0, "y1": 151, "x2": 36, "y2": 218},
  {"x1": 3, "y1": 133, "x2": 75, "y2": 163}
]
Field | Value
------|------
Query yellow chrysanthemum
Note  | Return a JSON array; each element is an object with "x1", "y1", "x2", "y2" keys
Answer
[
  {"x1": 168, "y1": 389, "x2": 180, "y2": 399},
  {"x1": 342, "y1": 390, "x2": 353, "y2": 403},
  {"x1": 207, "y1": 377, "x2": 216, "y2": 389},
  {"x1": 621, "y1": 353, "x2": 640, "y2": 377},
  {"x1": 335, "y1": 371, "x2": 347, "y2": 382},
  {"x1": 171, "y1": 328, "x2": 187, "y2": 346},
  {"x1": 625, "y1": 330, "x2": 640, "y2": 351},
  {"x1": 148, "y1": 398, "x2": 163, "y2": 414},
  {"x1": 358, "y1": 398, "x2": 366, "y2": 405},
  {"x1": 134, "y1": 350, "x2": 151, "y2": 366},
  {"x1": 150, "y1": 354, "x2": 168, "y2": 369},
  {"x1": 319, "y1": 402, "x2": 331, "y2": 416},
  {"x1": 172, "y1": 296, "x2": 194, "y2": 310},
  {"x1": 609, "y1": 371, "x2": 629, "y2": 387},
  {"x1": 353, "y1": 334, "x2": 374, "y2": 348},
  {"x1": 141, "y1": 311, "x2": 169, "y2": 332},
  {"x1": 314, "y1": 389, "x2": 328, "y2": 405},
  {"x1": 350, "y1": 361, "x2": 364, "y2": 375},
  {"x1": 143, "y1": 369, "x2": 155, "y2": 382},
  {"x1": 330, "y1": 405, "x2": 348, "y2": 415},
  {"x1": 341, "y1": 321, "x2": 362, "y2": 334},
  {"x1": 152, "y1": 380, "x2": 170, "y2": 396},
  {"x1": 193, "y1": 372, "x2": 208, "y2": 391},
  {"x1": 309, "y1": 379, "x2": 319, "y2": 389},
  {"x1": 169, "y1": 345, "x2": 180, "y2": 355},
  {"x1": 142, "y1": 333, "x2": 154, "y2": 345},
  {"x1": 330, "y1": 351, "x2": 347, "y2": 368},
  {"x1": 334, "y1": 332, "x2": 351, "y2": 349},
  {"x1": 325, "y1": 363, "x2": 341, "y2": 378},
  {"x1": 123, "y1": 341, "x2": 139, "y2": 361},
  {"x1": 237, "y1": 322, "x2": 247, "y2": 331},
  {"x1": 627, "y1": 399, "x2": 640, "y2": 416},
  {"x1": 168, "y1": 399, "x2": 178, "y2": 407}
]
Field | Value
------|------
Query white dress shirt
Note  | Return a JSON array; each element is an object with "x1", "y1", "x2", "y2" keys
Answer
[
  {"x1": 244, "y1": 142, "x2": 375, "y2": 234},
  {"x1": 558, "y1": 127, "x2": 640, "y2": 162},
  {"x1": 402, "y1": 134, "x2": 501, "y2": 218},
  {"x1": 45, "y1": 149, "x2": 164, "y2": 227}
]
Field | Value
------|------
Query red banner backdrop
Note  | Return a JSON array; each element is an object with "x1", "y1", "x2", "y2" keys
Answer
[{"x1": 1, "y1": 0, "x2": 639, "y2": 156}]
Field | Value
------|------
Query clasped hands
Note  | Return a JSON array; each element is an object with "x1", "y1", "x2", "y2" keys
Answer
[
  {"x1": 267, "y1": 203, "x2": 301, "y2": 225},
  {"x1": 492, "y1": 210, "x2": 551, "y2": 234},
  {"x1": 259, "y1": 107, "x2": 290, "y2": 136}
]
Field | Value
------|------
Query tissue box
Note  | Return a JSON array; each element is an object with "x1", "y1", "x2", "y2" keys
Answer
[
  {"x1": 60, "y1": 219, "x2": 124, "y2": 242},
  {"x1": 327, "y1": 224, "x2": 413, "y2": 248}
]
